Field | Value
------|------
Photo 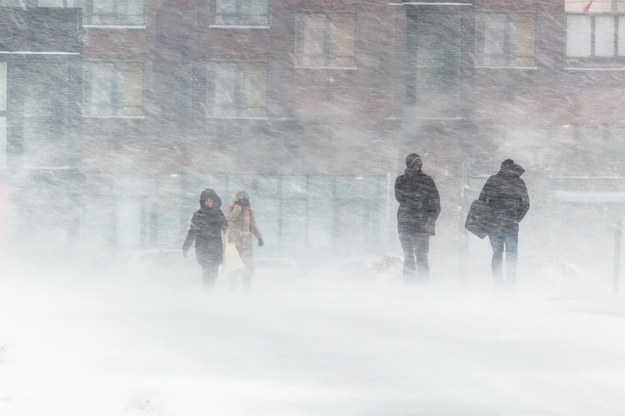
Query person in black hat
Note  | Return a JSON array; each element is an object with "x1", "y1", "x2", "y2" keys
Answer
[
  {"x1": 395, "y1": 153, "x2": 441, "y2": 282},
  {"x1": 183, "y1": 188, "x2": 228, "y2": 291},
  {"x1": 478, "y1": 159, "x2": 530, "y2": 287}
]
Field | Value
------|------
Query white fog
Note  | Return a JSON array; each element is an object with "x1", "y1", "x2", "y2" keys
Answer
[{"x1": 1, "y1": 0, "x2": 625, "y2": 415}]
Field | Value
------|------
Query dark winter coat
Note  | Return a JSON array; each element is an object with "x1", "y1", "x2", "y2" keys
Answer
[
  {"x1": 478, "y1": 161, "x2": 530, "y2": 233},
  {"x1": 182, "y1": 189, "x2": 228, "y2": 268},
  {"x1": 395, "y1": 170, "x2": 441, "y2": 236}
]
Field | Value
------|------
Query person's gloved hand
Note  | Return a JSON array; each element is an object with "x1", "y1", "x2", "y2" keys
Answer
[{"x1": 258, "y1": 239, "x2": 264, "y2": 247}]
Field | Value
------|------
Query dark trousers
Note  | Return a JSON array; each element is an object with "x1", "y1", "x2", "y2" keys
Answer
[
  {"x1": 399, "y1": 233, "x2": 430, "y2": 282},
  {"x1": 489, "y1": 229, "x2": 518, "y2": 285},
  {"x1": 201, "y1": 265, "x2": 219, "y2": 291}
]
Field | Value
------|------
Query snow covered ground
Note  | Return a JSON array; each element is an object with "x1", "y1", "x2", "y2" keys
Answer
[{"x1": 1, "y1": 264, "x2": 625, "y2": 416}]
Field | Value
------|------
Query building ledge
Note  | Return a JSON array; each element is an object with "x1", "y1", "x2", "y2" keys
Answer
[
  {"x1": 84, "y1": 25, "x2": 146, "y2": 30},
  {"x1": 388, "y1": 1, "x2": 472, "y2": 6},
  {"x1": 82, "y1": 115, "x2": 145, "y2": 119},
  {"x1": 0, "y1": 51, "x2": 80, "y2": 55},
  {"x1": 208, "y1": 25, "x2": 270, "y2": 30}
]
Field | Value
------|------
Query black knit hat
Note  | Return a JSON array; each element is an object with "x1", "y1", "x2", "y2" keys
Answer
[
  {"x1": 406, "y1": 153, "x2": 423, "y2": 168},
  {"x1": 501, "y1": 159, "x2": 515, "y2": 167}
]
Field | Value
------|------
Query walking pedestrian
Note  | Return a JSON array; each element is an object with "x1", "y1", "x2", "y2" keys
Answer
[
  {"x1": 478, "y1": 159, "x2": 530, "y2": 287},
  {"x1": 182, "y1": 188, "x2": 228, "y2": 291},
  {"x1": 395, "y1": 153, "x2": 441, "y2": 282},
  {"x1": 226, "y1": 189, "x2": 264, "y2": 290}
]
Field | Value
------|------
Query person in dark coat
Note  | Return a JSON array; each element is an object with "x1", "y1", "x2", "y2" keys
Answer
[
  {"x1": 478, "y1": 159, "x2": 530, "y2": 286},
  {"x1": 395, "y1": 153, "x2": 441, "y2": 282},
  {"x1": 183, "y1": 188, "x2": 228, "y2": 290}
]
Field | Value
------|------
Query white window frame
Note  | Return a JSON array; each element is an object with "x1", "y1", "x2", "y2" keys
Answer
[
  {"x1": 209, "y1": 0, "x2": 270, "y2": 28},
  {"x1": 206, "y1": 61, "x2": 269, "y2": 120},
  {"x1": 294, "y1": 11, "x2": 357, "y2": 69},
  {"x1": 31, "y1": 0, "x2": 78, "y2": 7},
  {"x1": 475, "y1": 12, "x2": 537, "y2": 69},
  {"x1": 81, "y1": 0, "x2": 145, "y2": 28},
  {"x1": 83, "y1": 60, "x2": 145, "y2": 118},
  {"x1": 566, "y1": 0, "x2": 625, "y2": 65}
]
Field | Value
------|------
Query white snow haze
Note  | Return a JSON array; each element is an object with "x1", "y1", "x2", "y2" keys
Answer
[{"x1": 1, "y1": 1, "x2": 625, "y2": 415}]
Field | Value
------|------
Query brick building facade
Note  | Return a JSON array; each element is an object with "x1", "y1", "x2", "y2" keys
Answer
[{"x1": 1, "y1": 0, "x2": 624, "y2": 267}]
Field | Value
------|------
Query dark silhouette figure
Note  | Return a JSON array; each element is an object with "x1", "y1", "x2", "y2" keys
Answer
[
  {"x1": 395, "y1": 153, "x2": 441, "y2": 282},
  {"x1": 478, "y1": 159, "x2": 530, "y2": 286},
  {"x1": 183, "y1": 189, "x2": 228, "y2": 291}
]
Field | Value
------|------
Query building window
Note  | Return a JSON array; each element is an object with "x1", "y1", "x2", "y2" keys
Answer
[
  {"x1": 0, "y1": 0, "x2": 144, "y2": 25},
  {"x1": 0, "y1": 0, "x2": 25, "y2": 6},
  {"x1": 206, "y1": 62, "x2": 268, "y2": 119},
  {"x1": 566, "y1": 0, "x2": 625, "y2": 64},
  {"x1": 210, "y1": 0, "x2": 269, "y2": 27},
  {"x1": 476, "y1": 13, "x2": 536, "y2": 67},
  {"x1": 295, "y1": 12, "x2": 356, "y2": 68},
  {"x1": 83, "y1": 62, "x2": 144, "y2": 117},
  {"x1": 82, "y1": 0, "x2": 145, "y2": 26},
  {"x1": 23, "y1": 63, "x2": 70, "y2": 167},
  {"x1": 411, "y1": 12, "x2": 462, "y2": 119}
]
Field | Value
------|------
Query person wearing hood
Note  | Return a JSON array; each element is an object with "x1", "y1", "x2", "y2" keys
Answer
[
  {"x1": 395, "y1": 153, "x2": 441, "y2": 282},
  {"x1": 183, "y1": 188, "x2": 228, "y2": 290},
  {"x1": 225, "y1": 190, "x2": 264, "y2": 289},
  {"x1": 478, "y1": 159, "x2": 530, "y2": 286}
]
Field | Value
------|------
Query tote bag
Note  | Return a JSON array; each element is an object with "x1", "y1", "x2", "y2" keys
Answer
[
  {"x1": 464, "y1": 199, "x2": 496, "y2": 239},
  {"x1": 223, "y1": 242, "x2": 245, "y2": 273}
]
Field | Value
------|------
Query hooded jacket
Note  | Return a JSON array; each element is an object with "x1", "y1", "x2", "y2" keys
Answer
[
  {"x1": 226, "y1": 189, "x2": 263, "y2": 249},
  {"x1": 395, "y1": 159, "x2": 441, "y2": 236},
  {"x1": 182, "y1": 189, "x2": 228, "y2": 267},
  {"x1": 478, "y1": 160, "x2": 530, "y2": 232}
]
